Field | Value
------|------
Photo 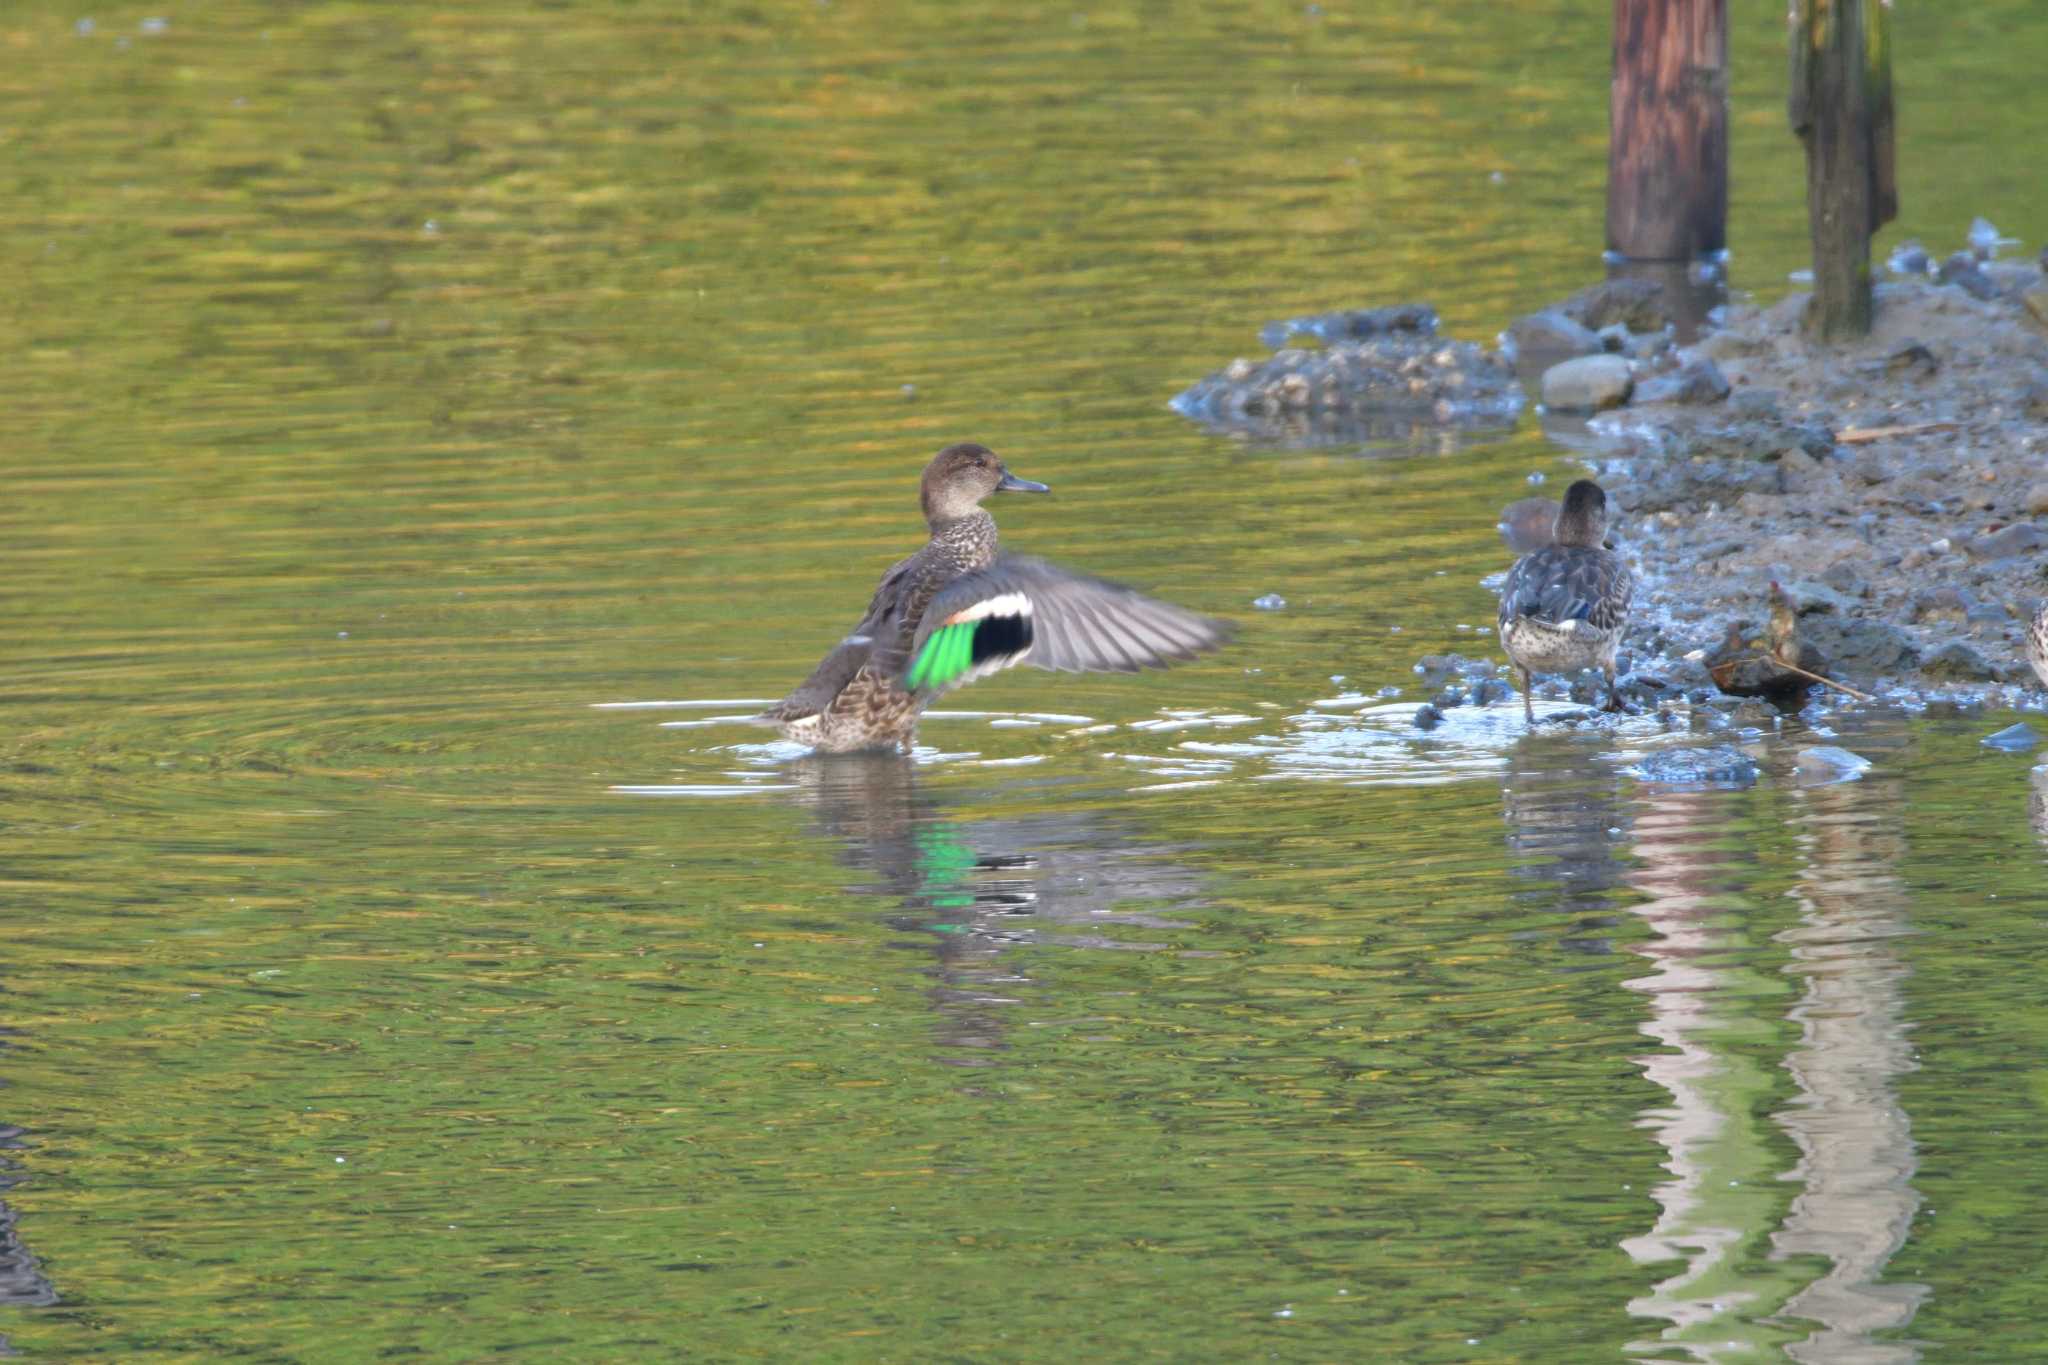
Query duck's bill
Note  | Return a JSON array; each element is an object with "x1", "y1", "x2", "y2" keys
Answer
[{"x1": 996, "y1": 472, "x2": 1051, "y2": 494}]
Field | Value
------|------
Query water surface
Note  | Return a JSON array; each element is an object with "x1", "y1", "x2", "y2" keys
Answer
[{"x1": 5, "y1": 2, "x2": 2048, "y2": 1359}]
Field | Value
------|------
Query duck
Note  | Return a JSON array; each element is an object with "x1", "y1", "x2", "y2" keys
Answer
[
  {"x1": 757, "y1": 442, "x2": 1232, "y2": 753},
  {"x1": 1497, "y1": 478, "x2": 1633, "y2": 721},
  {"x1": 2029, "y1": 599, "x2": 2048, "y2": 689}
]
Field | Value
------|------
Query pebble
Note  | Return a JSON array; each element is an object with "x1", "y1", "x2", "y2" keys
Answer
[
  {"x1": 1507, "y1": 309, "x2": 1600, "y2": 360},
  {"x1": 1982, "y1": 723, "x2": 2040, "y2": 752},
  {"x1": 1540, "y1": 354, "x2": 1633, "y2": 413},
  {"x1": 1631, "y1": 356, "x2": 1731, "y2": 406},
  {"x1": 1794, "y1": 745, "x2": 1872, "y2": 785},
  {"x1": 1625, "y1": 745, "x2": 1760, "y2": 788},
  {"x1": 2026, "y1": 485, "x2": 2048, "y2": 517}
]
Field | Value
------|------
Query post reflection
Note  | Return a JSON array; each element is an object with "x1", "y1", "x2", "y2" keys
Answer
[
  {"x1": 1767, "y1": 756, "x2": 1928, "y2": 1363},
  {"x1": 1499, "y1": 733, "x2": 1928, "y2": 1360},
  {"x1": 786, "y1": 755, "x2": 1206, "y2": 1068},
  {"x1": 1607, "y1": 748, "x2": 1927, "y2": 1362},
  {"x1": 1619, "y1": 780, "x2": 1805, "y2": 1358}
]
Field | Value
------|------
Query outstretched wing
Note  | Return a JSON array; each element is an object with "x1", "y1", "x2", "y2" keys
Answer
[
  {"x1": 904, "y1": 555, "x2": 1231, "y2": 695},
  {"x1": 1498, "y1": 546, "x2": 1631, "y2": 632}
]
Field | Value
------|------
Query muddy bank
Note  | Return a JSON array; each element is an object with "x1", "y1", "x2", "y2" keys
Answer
[{"x1": 1542, "y1": 260, "x2": 2048, "y2": 703}]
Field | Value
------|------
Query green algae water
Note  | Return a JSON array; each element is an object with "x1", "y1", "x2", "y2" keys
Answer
[{"x1": 5, "y1": 2, "x2": 2048, "y2": 1359}]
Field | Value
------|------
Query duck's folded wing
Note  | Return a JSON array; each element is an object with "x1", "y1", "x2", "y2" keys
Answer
[
  {"x1": 759, "y1": 632, "x2": 874, "y2": 722},
  {"x1": 1500, "y1": 548, "x2": 1630, "y2": 631},
  {"x1": 904, "y1": 555, "x2": 1232, "y2": 694}
]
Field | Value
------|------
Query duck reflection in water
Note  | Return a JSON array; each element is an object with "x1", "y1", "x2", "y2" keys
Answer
[
  {"x1": 1500, "y1": 730, "x2": 1633, "y2": 952},
  {"x1": 0, "y1": 1125, "x2": 59, "y2": 1351},
  {"x1": 786, "y1": 754, "x2": 1207, "y2": 1067}
]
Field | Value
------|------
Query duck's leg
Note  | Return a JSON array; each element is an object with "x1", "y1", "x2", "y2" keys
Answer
[
  {"x1": 1519, "y1": 666, "x2": 1534, "y2": 723},
  {"x1": 1601, "y1": 664, "x2": 1624, "y2": 712}
]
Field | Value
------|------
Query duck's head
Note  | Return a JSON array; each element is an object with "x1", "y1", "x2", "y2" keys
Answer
[
  {"x1": 1554, "y1": 479, "x2": 1610, "y2": 549},
  {"x1": 919, "y1": 442, "x2": 1049, "y2": 525}
]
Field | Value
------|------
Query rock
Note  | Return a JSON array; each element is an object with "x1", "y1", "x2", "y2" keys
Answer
[
  {"x1": 1817, "y1": 561, "x2": 1867, "y2": 597},
  {"x1": 1913, "y1": 585, "x2": 1981, "y2": 624},
  {"x1": 1595, "y1": 323, "x2": 1631, "y2": 354},
  {"x1": 1884, "y1": 341, "x2": 1939, "y2": 379},
  {"x1": 1541, "y1": 354, "x2": 1634, "y2": 412},
  {"x1": 1471, "y1": 678, "x2": 1513, "y2": 706},
  {"x1": 2025, "y1": 286, "x2": 2048, "y2": 332},
  {"x1": 1172, "y1": 318, "x2": 1523, "y2": 445},
  {"x1": 1560, "y1": 278, "x2": 1670, "y2": 333},
  {"x1": 1775, "y1": 578, "x2": 1853, "y2": 616},
  {"x1": 2025, "y1": 484, "x2": 2048, "y2": 517},
  {"x1": 1632, "y1": 356, "x2": 1731, "y2": 406},
  {"x1": 1967, "y1": 523, "x2": 2048, "y2": 559},
  {"x1": 1507, "y1": 309, "x2": 1600, "y2": 360},
  {"x1": 1625, "y1": 744, "x2": 1760, "y2": 789},
  {"x1": 1259, "y1": 303, "x2": 1439, "y2": 350},
  {"x1": 1794, "y1": 745, "x2": 1872, "y2": 786},
  {"x1": 1498, "y1": 497, "x2": 1560, "y2": 554},
  {"x1": 1936, "y1": 251, "x2": 2000, "y2": 300},
  {"x1": 1412, "y1": 703, "x2": 1444, "y2": 731},
  {"x1": 2022, "y1": 381, "x2": 2048, "y2": 420},
  {"x1": 1887, "y1": 240, "x2": 1931, "y2": 276},
  {"x1": 1983, "y1": 722, "x2": 2040, "y2": 752},
  {"x1": 1728, "y1": 387, "x2": 1784, "y2": 418},
  {"x1": 1802, "y1": 615, "x2": 1920, "y2": 676},
  {"x1": 1699, "y1": 330, "x2": 1772, "y2": 363},
  {"x1": 1920, "y1": 640, "x2": 2004, "y2": 682}
]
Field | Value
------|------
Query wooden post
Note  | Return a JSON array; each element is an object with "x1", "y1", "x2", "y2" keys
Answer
[
  {"x1": 1606, "y1": 0, "x2": 1729, "y2": 262},
  {"x1": 1789, "y1": 0, "x2": 1897, "y2": 341}
]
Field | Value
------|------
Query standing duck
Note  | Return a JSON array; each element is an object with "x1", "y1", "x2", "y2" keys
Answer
[
  {"x1": 758, "y1": 443, "x2": 1232, "y2": 753},
  {"x1": 1497, "y1": 478, "x2": 1632, "y2": 721}
]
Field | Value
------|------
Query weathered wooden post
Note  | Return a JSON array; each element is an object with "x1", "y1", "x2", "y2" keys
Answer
[
  {"x1": 1789, "y1": 0, "x2": 1897, "y2": 340},
  {"x1": 1606, "y1": 0, "x2": 1729, "y2": 261}
]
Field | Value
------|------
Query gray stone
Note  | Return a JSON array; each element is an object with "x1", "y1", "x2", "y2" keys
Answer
[
  {"x1": 1595, "y1": 323, "x2": 1631, "y2": 354},
  {"x1": 1937, "y1": 251, "x2": 2000, "y2": 300},
  {"x1": 1632, "y1": 357, "x2": 1731, "y2": 406},
  {"x1": 1776, "y1": 578, "x2": 1854, "y2": 616},
  {"x1": 1968, "y1": 523, "x2": 2048, "y2": 559},
  {"x1": 1795, "y1": 745, "x2": 1872, "y2": 786},
  {"x1": 2025, "y1": 485, "x2": 2048, "y2": 517},
  {"x1": 1508, "y1": 309, "x2": 1600, "y2": 360},
  {"x1": 1560, "y1": 278, "x2": 1670, "y2": 333},
  {"x1": 1913, "y1": 586, "x2": 1981, "y2": 623},
  {"x1": 1803, "y1": 616, "x2": 1920, "y2": 676},
  {"x1": 1412, "y1": 703, "x2": 1444, "y2": 731},
  {"x1": 1983, "y1": 722, "x2": 2040, "y2": 752},
  {"x1": 1541, "y1": 354, "x2": 1634, "y2": 412},
  {"x1": 1728, "y1": 387, "x2": 1784, "y2": 418},
  {"x1": 1817, "y1": 561, "x2": 1866, "y2": 597},
  {"x1": 1920, "y1": 640, "x2": 2004, "y2": 682},
  {"x1": 1625, "y1": 745, "x2": 1760, "y2": 789},
  {"x1": 1699, "y1": 330, "x2": 1772, "y2": 363}
]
